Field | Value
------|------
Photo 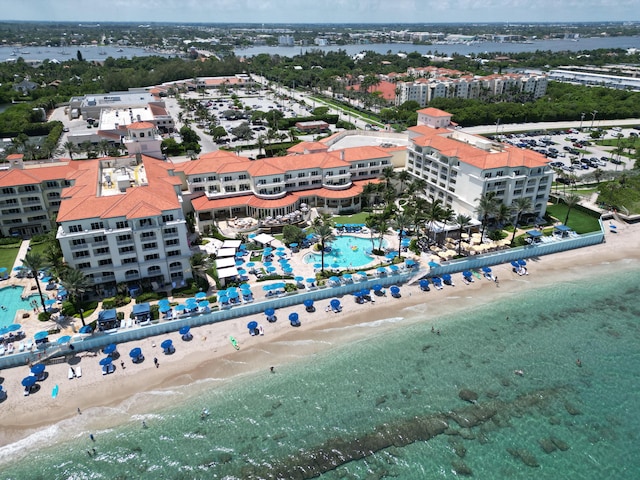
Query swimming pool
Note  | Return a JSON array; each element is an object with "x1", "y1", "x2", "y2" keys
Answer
[
  {"x1": 0, "y1": 286, "x2": 40, "y2": 327},
  {"x1": 303, "y1": 235, "x2": 386, "y2": 268}
]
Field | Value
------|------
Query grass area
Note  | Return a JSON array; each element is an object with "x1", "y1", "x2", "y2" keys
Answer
[
  {"x1": 28, "y1": 241, "x2": 49, "y2": 257},
  {"x1": 0, "y1": 246, "x2": 20, "y2": 271},
  {"x1": 332, "y1": 212, "x2": 370, "y2": 225},
  {"x1": 546, "y1": 203, "x2": 601, "y2": 234},
  {"x1": 310, "y1": 96, "x2": 383, "y2": 126},
  {"x1": 598, "y1": 173, "x2": 640, "y2": 214}
]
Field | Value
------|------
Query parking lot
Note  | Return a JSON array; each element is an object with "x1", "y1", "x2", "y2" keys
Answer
[{"x1": 494, "y1": 126, "x2": 637, "y2": 178}]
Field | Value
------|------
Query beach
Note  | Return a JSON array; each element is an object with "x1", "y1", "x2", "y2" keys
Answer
[{"x1": 0, "y1": 222, "x2": 639, "y2": 477}]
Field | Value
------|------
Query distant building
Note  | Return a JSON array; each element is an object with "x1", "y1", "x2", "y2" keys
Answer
[{"x1": 278, "y1": 35, "x2": 294, "y2": 46}]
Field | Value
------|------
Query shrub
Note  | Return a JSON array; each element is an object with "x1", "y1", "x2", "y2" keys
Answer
[
  {"x1": 102, "y1": 297, "x2": 116, "y2": 309},
  {"x1": 150, "y1": 304, "x2": 160, "y2": 320},
  {"x1": 135, "y1": 291, "x2": 163, "y2": 303},
  {"x1": 38, "y1": 311, "x2": 52, "y2": 322},
  {"x1": 0, "y1": 237, "x2": 21, "y2": 246}
]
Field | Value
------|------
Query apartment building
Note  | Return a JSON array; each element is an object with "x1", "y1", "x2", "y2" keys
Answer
[
  {"x1": 0, "y1": 154, "x2": 71, "y2": 237},
  {"x1": 395, "y1": 71, "x2": 547, "y2": 107},
  {"x1": 406, "y1": 108, "x2": 553, "y2": 221},
  {"x1": 177, "y1": 144, "x2": 392, "y2": 233}
]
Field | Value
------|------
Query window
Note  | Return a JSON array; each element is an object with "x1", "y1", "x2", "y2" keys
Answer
[
  {"x1": 3, "y1": 198, "x2": 17, "y2": 205},
  {"x1": 116, "y1": 221, "x2": 129, "y2": 229},
  {"x1": 144, "y1": 253, "x2": 160, "y2": 261},
  {"x1": 208, "y1": 185, "x2": 219, "y2": 192},
  {"x1": 238, "y1": 174, "x2": 247, "y2": 180},
  {"x1": 167, "y1": 250, "x2": 181, "y2": 257},
  {"x1": 117, "y1": 234, "x2": 132, "y2": 242},
  {"x1": 496, "y1": 171, "x2": 504, "y2": 177},
  {"x1": 139, "y1": 218, "x2": 152, "y2": 227},
  {"x1": 98, "y1": 259, "x2": 113, "y2": 266},
  {"x1": 94, "y1": 247, "x2": 110, "y2": 255},
  {"x1": 73, "y1": 250, "x2": 89, "y2": 259},
  {"x1": 72, "y1": 239, "x2": 86, "y2": 246},
  {"x1": 94, "y1": 235, "x2": 106, "y2": 243},
  {"x1": 2, "y1": 208, "x2": 20, "y2": 215},
  {"x1": 141, "y1": 231, "x2": 155, "y2": 239},
  {"x1": 163, "y1": 227, "x2": 177, "y2": 236},
  {"x1": 297, "y1": 172, "x2": 306, "y2": 178},
  {"x1": 91, "y1": 221, "x2": 104, "y2": 230},
  {"x1": 239, "y1": 184, "x2": 250, "y2": 191},
  {"x1": 194, "y1": 186, "x2": 205, "y2": 192},
  {"x1": 46, "y1": 181, "x2": 58, "y2": 188},
  {"x1": 223, "y1": 176, "x2": 233, "y2": 182},
  {"x1": 48, "y1": 192, "x2": 60, "y2": 198},
  {"x1": 162, "y1": 214, "x2": 174, "y2": 223},
  {"x1": 226, "y1": 185, "x2": 237, "y2": 192},
  {"x1": 2, "y1": 187, "x2": 15, "y2": 195},
  {"x1": 310, "y1": 171, "x2": 319, "y2": 176},
  {"x1": 143, "y1": 242, "x2": 157, "y2": 250},
  {"x1": 123, "y1": 257, "x2": 137, "y2": 264},
  {"x1": 24, "y1": 185, "x2": 36, "y2": 192},
  {"x1": 165, "y1": 239, "x2": 179, "y2": 246},
  {"x1": 207, "y1": 176, "x2": 217, "y2": 181},
  {"x1": 25, "y1": 196, "x2": 40, "y2": 203},
  {"x1": 69, "y1": 224, "x2": 83, "y2": 233},
  {"x1": 192, "y1": 177, "x2": 202, "y2": 183},
  {"x1": 119, "y1": 246, "x2": 135, "y2": 254},
  {"x1": 77, "y1": 262, "x2": 91, "y2": 269},
  {"x1": 298, "y1": 181, "x2": 309, "y2": 186}
]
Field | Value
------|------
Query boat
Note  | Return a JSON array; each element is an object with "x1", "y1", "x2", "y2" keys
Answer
[
  {"x1": 230, "y1": 336, "x2": 240, "y2": 350},
  {"x1": 116, "y1": 48, "x2": 124, "y2": 52}
]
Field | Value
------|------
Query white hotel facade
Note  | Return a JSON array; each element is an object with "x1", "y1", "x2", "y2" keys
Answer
[{"x1": 406, "y1": 108, "x2": 553, "y2": 221}]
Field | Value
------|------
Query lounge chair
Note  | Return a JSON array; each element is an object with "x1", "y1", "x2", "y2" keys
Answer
[
  {"x1": 0, "y1": 345, "x2": 4, "y2": 356},
  {"x1": 18, "y1": 342, "x2": 25, "y2": 352},
  {"x1": 76, "y1": 367, "x2": 82, "y2": 378},
  {"x1": 25, "y1": 339, "x2": 33, "y2": 350}
]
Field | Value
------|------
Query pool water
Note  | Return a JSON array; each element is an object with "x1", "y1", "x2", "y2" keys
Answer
[
  {"x1": 303, "y1": 235, "x2": 385, "y2": 268},
  {"x1": 0, "y1": 286, "x2": 39, "y2": 327}
]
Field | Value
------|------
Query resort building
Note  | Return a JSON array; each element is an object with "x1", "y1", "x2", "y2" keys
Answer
[
  {"x1": 175, "y1": 144, "x2": 393, "y2": 233},
  {"x1": 55, "y1": 122, "x2": 191, "y2": 295},
  {"x1": 406, "y1": 108, "x2": 553, "y2": 221},
  {"x1": 0, "y1": 154, "x2": 71, "y2": 238}
]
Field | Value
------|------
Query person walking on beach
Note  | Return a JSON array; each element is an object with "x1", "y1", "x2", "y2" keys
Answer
[
  {"x1": 89, "y1": 434, "x2": 95, "y2": 442},
  {"x1": 153, "y1": 357, "x2": 159, "y2": 368},
  {"x1": 495, "y1": 276, "x2": 499, "y2": 287},
  {"x1": 120, "y1": 360, "x2": 125, "y2": 370}
]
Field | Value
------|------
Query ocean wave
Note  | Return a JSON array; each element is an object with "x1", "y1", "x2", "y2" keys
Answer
[
  {"x1": 271, "y1": 339, "x2": 333, "y2": 347},
  {"x1": 321, "y1": 316, "x2": 405, "y2": 332}
]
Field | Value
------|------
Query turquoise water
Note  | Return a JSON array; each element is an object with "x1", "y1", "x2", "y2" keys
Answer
[
  {"x1": 2, "y1": 266, "x2": 640, "y2": 479},
  {"x1": 303, "y1": 235, "x2": 384, "y2": 268},
  {"x1": 0, "y1": 286, "x2": 39, "y2": 327}
]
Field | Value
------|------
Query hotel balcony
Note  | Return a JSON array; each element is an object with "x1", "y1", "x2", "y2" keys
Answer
[
  {"x1": 255, "y1": 190, "x2": 287, "y2": 200},
  {"x1": 322, "y1": 180, "x2": 353, "y2": 190}
]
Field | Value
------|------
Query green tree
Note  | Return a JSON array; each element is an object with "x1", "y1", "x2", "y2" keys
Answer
[
  {"x1": 392, "y1": 212, "x2": 410, "y2": 257},
  {"x1": 475, "y1": 192, "x2": 498, "y2": 241},
  {"x1": 60, "y1": 267, "x2": 92, "y2": 327},
  {"x1": 21, "y1": 252, "x2": 49, "y2": 312},
  {"x1": 509, "y1": 197, "x2": 533, "y2": 246},
  {"x1": 282, "y1": 224, "x2": 306, "y2": 246},
  {"x1": 455, "y1": 213, "x2": 473, "y2": 255},
  {"x1": 563, "y1": 194, "x2": 581, "y2": 226},
  {"x1": 313, "y1": 223, "x2": 335, "y2": 274}
]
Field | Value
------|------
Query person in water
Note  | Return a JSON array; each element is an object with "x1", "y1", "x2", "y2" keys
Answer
[{"x1": 576, "y1": 358, "x2": 582, "y2": 367}]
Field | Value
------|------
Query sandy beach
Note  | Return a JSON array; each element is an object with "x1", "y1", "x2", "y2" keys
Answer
[{"x1": 0, "y1": 221, "x2": 638, "y2": 455}]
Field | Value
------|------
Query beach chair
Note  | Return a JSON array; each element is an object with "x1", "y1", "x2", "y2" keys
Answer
[
  {"x1": 76, "y1": 367, "x2": 82, "y2": 378},
  {"x1": 18, "y1": 342, "x2": 25, "y2": 352},
  {"x1": 25, "y1": 339, "x2": 33, "y2": 350},
  {"x1": 0, "y1": 345, "x2": 4, "y2": 355},
  {"x1": 68, "y1": 367, "x2": 74, "y2": 380}
]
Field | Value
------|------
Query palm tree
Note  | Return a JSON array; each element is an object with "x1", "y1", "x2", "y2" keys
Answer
[
  {"x1": 362, "y1": 182, "x2": 378, "y2": 208},
  {"x1": 98, "y1": 139, "x2": 111, "y2": 157},
  {"x1": 365, "y1": 214, "x2": 379, "y2": 251},
  {"x1": 563, "y1": 194, "x2": 581, "y2": 226},
  {"x1": 455, "y1": 214, "x2": 473, "y2": 255},
  {"x1": 314, "y1": 224, "x2": 335, "y2": 274},
  {"x1": 256, "y1": 135, "x2": 266, "y2": 156},
  {"x1": 424, "y1": 198, "x2": 445, "y2": 245},
  {"x1": 392, "y1": 213, "x2": 410, "y2": 257},
  {"x1": 21, "y1": 252, "x2": 49, "y2": 312},
  {"x1": 396, "y1": 170, "x2": 411, "y2": 193},
  {"x1": 376, "y1": 218, "x2": 390, "y2": 251},
  {"x1": 494, "y1": 203, "x2": 511, "y2": 229},
  {"x1": 509, "y1": 197, "x2": 533, "y2": 246},
  {"x1": 380, "y1": 166, "x2": 396, "y2": 190},
  {"x1": 60, "y1": 267, "x2": 92, "y2": 327},
  {"x1": 475, "y1": 192, "x2": 498, "y2": 241}
]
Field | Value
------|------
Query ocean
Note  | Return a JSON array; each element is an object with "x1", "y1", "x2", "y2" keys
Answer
[{"x1": 1, "y1": 265, "x2": 639, "y2": 479}]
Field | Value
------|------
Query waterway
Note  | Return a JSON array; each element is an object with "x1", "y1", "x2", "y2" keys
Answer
[
  {"x1": 0, "y1": 45, "x2": 180, "y2": 63},
  {"x1": 235, "y1": 35, "x2": 640, "y2": 58}
]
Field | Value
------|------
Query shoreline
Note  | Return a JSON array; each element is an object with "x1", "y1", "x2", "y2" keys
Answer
[{"x1": 0, "y1": 222, "x2": 638, "y2": 460}]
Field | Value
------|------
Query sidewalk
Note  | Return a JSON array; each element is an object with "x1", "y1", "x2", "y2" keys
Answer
[{"x1": 11, "y1": 239, "x2": 31, "y2": 272}]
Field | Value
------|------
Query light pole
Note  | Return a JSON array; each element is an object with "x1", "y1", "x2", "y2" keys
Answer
[
  {"x1": 495, "y1": 118, "x2": 501, "y2": 135},
  {"x1": 590, "y1": 110, "x2": 598, "y2": 131},
  {"x1": 579, "y1": 112, "x2": 585, "y2": 131}
]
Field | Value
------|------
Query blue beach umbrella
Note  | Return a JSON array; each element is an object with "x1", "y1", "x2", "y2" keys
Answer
[
  {"x1": 246, "y1": 262, "x2": 255, "y2": 268},
  {"x1": 389, "y1": 265, "x2": 399, "y2": 272},
  {"x1": 377, "y1": 267, "x2": 387, "y2": 274},
  {"x1": 264, "y1": 308, "x2": 275, "y2": 317},
  {"x1": 57, "y1": 335, "x2": 71, "y2": 345},
  {"x1": 518, "y1": 259, "x2": 527, "y2": 266},
  {"x1": 249, "y1": 233, "x2": 257, "y2": 238},
  {"x1": 34, "y1": 331, "x2": 49, "y2": 341},
  {"x1": 303, "y1": 299, "x2": 314, "y2": 309},
  {"x1": 289, "y1": 312, "x2": 299, "y2": 322},
  {"x1": 463, "y1": 271, "x2": 472, "y2": 278},
  {"x1": 129, "y1": 347, "x2": 142, "y2": 359},
  {"x1": 158, "y1": 298, "x2": 170, "y2": 305},
  {"x1": 306, "y1": 278, "x2": 315, "y2": 284},
  {"x1": 99, "y1": 357, "x2": 113, "y2": 366},
  {"x1": 22, "y1": 376, "x2": 37, "y2": 388},
  {"x1": 79, "y1": 325, "x2": 93, "y2": 334},
  {"x1": 159, "y1": 304, "x2": 171, "y2": 313},
  {"x1": 103, "y1": 343, "x2": 117, "y2": 355},
  {"x1": 294, "y1": 276, "x2": 304, "y2": 282},
  {"x1": 313, "y1": 263, "x2": 322, "y2": 270},
  {"x1": 31, "y1": 363, "x2": 46, "y2": 375},
  {"x1": 283, "y1": 268, "x2": 293, "y2": 274},
  {"x1": 390, "y1": 285, "x2": 401, "y2": 296},
  {"x1": 482, "y1": 266, "x2": 492, "y2": 273},
  {"x1": 198, "y1": 300, "x2": 209, "y2": 308},
  {"x1": 218, "y1": 295, "x2": 229, "y2": 304},
  {"x1": 442, "y1": 274, "x2": 452, "y2": 282},
  {"x1": 329, "y1": 276, "x2": 340, "y2": 283},
  {"x1": 263, "y1": 261, "x2": 273, "y2": 267},
  {"x1": 247, "y1": 321, "x2": 258, "y2": 331},
  {"x1": 289, "y1": 243, "x2": 298, "y2": 247},
  {"x1": 237, "y1": 269, "x2": 247, "y2": 276},
  {"x1": 419, "y1": 279, "x2": 430, "y2": 289},
  {"x1": 511, "y1": 260, "x2": 520, "y2": 268},
  {"x1": 175, "y1": 304, "x2": 187, "y2": 312},
  {"x1": 278, "y1": 257, "x2": 289, "y2": 264},
  {"x1": 235, "y1": 259, "x2": 244, "y2": 266},
  {"x1": 161, "y1": 339, "x2": 173, "y2": 349},
  {"x1": 373, "y1": 284, "x2": 383, "y2": 291},
  {"x1": 385, "y1": 252, "x2": 398, "y2": 260},
  {"x1": 195, "y1": 292, "x2": 207, "y2": 299},
  {"x1": 179, "y1": 326, "x2": 191, "y2": 336},
  {"x1": 45, "y1": 298, "x2": 56, "y2": 306},
  {"x1": 331, "y1": 263, "x2": 340, "y2": 269},
  {"x1": 267, "y1": 266, "x2": 277, "y2": 273},
  {"x1": 432, "y1": 277, "x2": 443, "y2": 285},
  {"x1": 330, "y1": 299, "x2": 341, "y2": 310}
]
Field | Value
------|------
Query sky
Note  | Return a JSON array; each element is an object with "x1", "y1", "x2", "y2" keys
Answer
[{"x1": 1, "y1": 0, "x2": 635, "y2": 24}]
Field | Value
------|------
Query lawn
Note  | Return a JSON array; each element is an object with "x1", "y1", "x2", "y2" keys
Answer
[
  {"x1": 0, "y1": 246, "x2": 20, "y2": 271},
  {"x1": 332, "y1": 212, "x2": 371, "y2": 225},
  {"x1": 545, "y1": 204, "x2": 601, "y2": 234}
]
